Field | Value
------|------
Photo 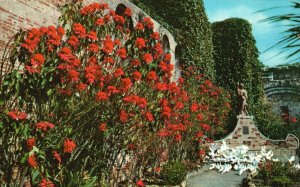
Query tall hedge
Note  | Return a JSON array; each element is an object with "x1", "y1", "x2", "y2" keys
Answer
[
  {"x1": 131, "y1": 0, "x2": 215, "y2": 80},
  {"x1": 212, "y1": 18, "x2": 284, "y2": 137}
]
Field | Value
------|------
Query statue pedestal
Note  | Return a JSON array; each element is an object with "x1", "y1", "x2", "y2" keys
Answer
[{"x1": 212, "y1": 115, "x2": 299, "y2": 158}]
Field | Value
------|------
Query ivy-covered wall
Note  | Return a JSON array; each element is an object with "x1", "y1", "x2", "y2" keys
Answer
[
  {"x1": 212, "y1": 18, "x2": 286, "y2": 138},
  {"x1": 130, "y1": 0, "x2": 215, "y2": 80}
]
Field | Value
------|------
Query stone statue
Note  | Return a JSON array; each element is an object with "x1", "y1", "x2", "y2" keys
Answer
[{"x1": 237, "y1": 83, "x2": 249, "y2": 115}]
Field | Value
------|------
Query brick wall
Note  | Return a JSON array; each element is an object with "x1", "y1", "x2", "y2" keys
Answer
[
  {"x1": 213, "y1": 116, "x2": 299, "y2": 157},
  {"x1": 0, "y1": 0, "x2": 66, "y2": 60},
  {"x1": 0, "y1": 0, "x2": 178, "y2": 74}
]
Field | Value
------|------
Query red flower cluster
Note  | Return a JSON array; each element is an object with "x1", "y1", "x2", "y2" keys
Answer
[
  {"x1": 7, "y1": 110, "x2": 27, "y2": 121},
  {"x1": 53, "y1": 151, "x2": 61, "y2": 163},
  {"x1": 98, "y1": 123, "x2": 107, "y2": 132},
  {"x1": 63, "y1": 139, "x2": 76, "y2": 153},
  {"x1": 35, "y1": 122, "x2": 55, "y2": 131},
  {"x1": 39, "y1": 178, "x2": 55, "y2": 187},
  {"x1": 28, "y1": 154, "x2": 38, "y2": 168},
  {"x1": 80, "y1": 2, "x2": 108, "y2": 15},
  {"x1": 26, "y1": 137, "x2": 36, "y2": 150}
]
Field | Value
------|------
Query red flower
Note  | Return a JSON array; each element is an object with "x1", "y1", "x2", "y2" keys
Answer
[
  {"x1": 119, "y1": 110, "x2": 128, "y2": 123},
  {"x1": 151, "y1": 32, "x2": 160, "y2": 40},
  {"x1": 63, "y1": 139, "x2": 76, "y2": 153},
  {"x1": 102, "y1": 35, "x2": 114, "y2": 54},
  {"x1": 197, "y1": 114, "x2": 203, "y2": 121},
  {"x1": 67, "y1": 69, "x2": 80, "y2": 82},
  {"x1": 104, "y1": 57, "x2": 115, "y2": 65},
  {"x1": 137, "y1": 98, "x2": 147, "y2": 108},
  {"x1": 68, "y1": 35, "x2": 79, "y2": 47},
  {"x1": 87, "y1": 31, "x2": 97, "y2": 40},
  {"x1": 96, "y1": 91, "x2": 109, "y2": 101},
  {"x1": 158, "y1": 130, "x2": 170, "y2": 137},
  {"x1": 26, "y1": 137, "x2": 36, "y2": 151},
  {"x1": 201, "y1": 123, "x2": 211, "y2": 131},
  {"x1": 131, "y1": 59, "x2": 141, "y2": 66},
  {"x1": 198, "y1": 149, "x2": 205, "y2": 155},
  {"x1": 291, "y1": 117, "x2": 297, "y2": 123},
  {"x1": 75, "y1": 82, "x2": 87, "y2": 91},
  {"x1": 174, "y1": 134, "x2": 182, "y2": 141},
  {"x1": 132, "y1": 71, "x2": 142, "y2": 81},
  {"x1": 123, "y1": 7, "x2": 132, "y2": 16},
  {"x1": 99, "y1": 123, "x2": 107, "y2": 132},
  {"x1": 39, "y1": 178, "x2": 55, "y2": 187},
  {"x1": 190, "y1": 103, "x2": 198, "y2": 112},
  {"x1": 156, "y1": 82, "x2": 168, "y2": 91},
  {"x1": 135, "y1": 37, "x2": 146, "y2": 50},
  {"x1": 72, "y1": 23, "x2": 86, "y2": 38},
  {"x1": 53, "y1": 151, "x2": 61, "y2": 163},
  {"x1": 36, "y1": 122, "x2": 55, "y2": 131},
  {"x1": 174, "y1": 102, "x2": 184, "y2": 110},
  {"x1": 57, "y1": 27, "x2": 65, "y2": 36},
  {"x1": 145, "y1": 112, "x2": 154, "y2": 122},
  {"x1": 30, "y1": 53, "x2": 45, "y2": 67},
  {"x1": 136, "y1": 179, "x2": 145, "y2": 187},
  {"x1": 117, "y1": 48, "x2": 127, "y2": 59},
  {"x1": 113, "y1": 15, "x2": 125, "y2": 25},
  {"x1": 135, "y1": 22, "x2": 144, "y2": 30},
  {"x1": 96, "y1": 18, "x2": 104, "y2": 26},
  {"x1": 106, "y1": 86, "x2": 118, "y2": 95},
  {"x1": 147, "y1": 71, "x2": 157, "y2": 82},
  {"x1": 143, "y1": 17, "x2": 154, "y2": 29},
  {"x1": 159, "y1": 61, "x2": 168, "y2": 72},
  {"x1": 164, "y1": 53, "x2": 171, "y2": 62},
  {"x1": 120, "y1": 78, "x2": 132, "y2": 92},
  {"x1": 154, "y1": 167, "x2": 161, "y2": 172},
  {"x1": 143, "y1": 53, "x2": 153, "y2": 64},
  {"x1": 28, "y1": 154, "x2": 38, "y2": 168},
  {"x1": 89, "y1": 43, "x2": 99, "y2": 53},
  {"x1": 113, "y1": 68, "x2": 124, "y2": 77},
  {"x1": 127, "y1": 144, "x2": 136, "y2": 150},
  {"x1": 161, "y1": 106, "x2": 171, "y2": 118},
  {"x1": 8, "y1": 110, "x2": 27, "y2": 120},
  {"x1": 196, "y1": 131, "x2": 204, "y2": 138}
]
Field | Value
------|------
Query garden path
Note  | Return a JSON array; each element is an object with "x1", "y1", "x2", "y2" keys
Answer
[{"x1": 186, "y1": 164, "x2": 247, "y2": 187}]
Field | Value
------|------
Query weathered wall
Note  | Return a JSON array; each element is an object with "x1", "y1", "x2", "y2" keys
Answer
[
  {"x1": 0, "y1": 0, "x2": 178, "y2": 79},
  {"x1": 214, "y1": 116, "x2": 299, "y2": 157},
  {"x1": 262, "y1": 65, "x2": 300, "y2": 117}
]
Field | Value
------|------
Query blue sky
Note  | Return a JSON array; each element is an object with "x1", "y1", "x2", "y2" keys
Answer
[{"x1": 203, "y1": 0, "x2": 297, "y2": 67}]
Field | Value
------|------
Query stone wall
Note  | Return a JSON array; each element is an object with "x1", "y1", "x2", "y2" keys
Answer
[
  {"x1": 262, "y1": 65, "x2": 300, "y2": 117},
  {"x1": 214, "y1": 116, "x2": 299, "y2": 157},
  {"x1": 0, "y1": 0, "x2": 179, "y2": 80}
]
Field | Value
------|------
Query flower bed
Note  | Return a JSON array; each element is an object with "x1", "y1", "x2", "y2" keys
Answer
[{"x1": 0, "y1": 2, "x2": 230, "y2": 186}]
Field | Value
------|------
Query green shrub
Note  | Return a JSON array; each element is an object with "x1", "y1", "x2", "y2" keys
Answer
[
  {"x1": 272, "y1": 176, "x2": 292, "y2": 187},
  {"x1": 161, "y1": 161, "x2": 187, "y2": 185}
]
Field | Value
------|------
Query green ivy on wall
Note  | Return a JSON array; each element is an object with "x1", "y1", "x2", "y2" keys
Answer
[
  {"x1": 130, "y1": 0, "x2": 215, "y2": 80},
  {"x1": 212, "y1": 18, "x2": 285, "y2": 138}
]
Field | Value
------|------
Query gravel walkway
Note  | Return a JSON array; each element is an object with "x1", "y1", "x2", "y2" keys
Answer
[{"x1": 186, "y1": 165, "x2": 247, "y2": 187}]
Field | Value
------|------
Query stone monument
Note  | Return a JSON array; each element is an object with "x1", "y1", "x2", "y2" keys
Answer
[{"x1": 209, "y1": 83, "x2": 299, "y2": 158}]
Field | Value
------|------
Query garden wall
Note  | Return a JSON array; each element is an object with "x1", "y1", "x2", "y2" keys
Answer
[
  {"x1": 0, "y1": 0, "x2": 179, "y2": 80},
  {"x1": 214, "y1": 115, "x2": 299, "y2": 157},
  {"x1": 262, "y1": 65, "x2": 300, "y2": 117}
]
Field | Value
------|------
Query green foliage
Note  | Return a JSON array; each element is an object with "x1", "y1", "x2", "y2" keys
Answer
[
  {"x1": 262, "y1": 1, "x2": 300, "y2": 63},
  {"x1": 131, "y1": 0, "x2": 215, "y2": 80},
  {"x1": 272, "y1": 176, "x2": 292, "y2": 187},
  {"x1": 161, "y1": 161, "x2": 187, "y2": 185},
  {"x1": 257, "y1": 160, "x2": 300, "y2": 186},
  {"x1": 211, "y1": 18, "x2": 285, "y2": 137}
]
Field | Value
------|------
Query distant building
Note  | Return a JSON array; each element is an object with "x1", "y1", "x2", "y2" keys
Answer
[{"x1": 262, "y1": 64, "x2": 300, "y2": 118}]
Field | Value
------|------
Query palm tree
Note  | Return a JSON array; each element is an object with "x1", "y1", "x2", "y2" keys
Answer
[{"x1": 261, "y1": 1, "x2": 300, "y2": 63}]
